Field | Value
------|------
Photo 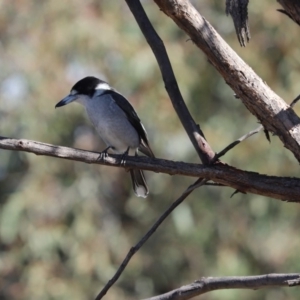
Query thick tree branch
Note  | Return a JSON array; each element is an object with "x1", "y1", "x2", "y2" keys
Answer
[
  {"x1": 152, "y1": 0, "x2": 300, "y2": 162},
  {"x1": 1, "y1": 136, "x2": 300, "y2": 201},
  {"x1": 95, "y1": 178, "x2": 206, "y2": 300},
  {"x1": 125, "y1": 0, "x2": 215, "y2": 165},
  {"x1": 144, "y1": 273, "x2": 300, "y2": 300}
]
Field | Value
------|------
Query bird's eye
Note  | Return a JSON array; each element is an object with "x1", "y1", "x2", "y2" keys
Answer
[{"x1": 70, "y1": 90, "x2": 77, "y2": 95}]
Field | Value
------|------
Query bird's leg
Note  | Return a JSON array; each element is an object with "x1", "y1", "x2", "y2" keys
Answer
[
  {"x1": 121, "y1": 147, "x2": 130, "y2": 166},
  {"x1": 97, "y1": 146, "x2": 112, "y2": 160}
]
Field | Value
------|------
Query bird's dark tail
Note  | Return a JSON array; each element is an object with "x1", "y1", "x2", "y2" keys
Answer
[{"x1": 129, "y1": 169, "x2": 149, "y2": 198}]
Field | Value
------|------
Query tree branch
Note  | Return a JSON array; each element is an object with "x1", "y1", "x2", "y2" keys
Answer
[
  {"x1": 94, "y1": 178, "x2": 207, "y2": 300},
  {"x1": 1, "y1": 136, "x2": 300, "y2": 201},
  {"x1": 278, "y1": 0, "x2": 300, "y2": 26},
  {"x1": 225, "y1": 0, "x2": 250, "y2": 47},
  {"x1": 125, "y1": 0, "x2": 215, "y2": 165},
  {"x1": 214, "y1": 94, "x2": 300, "y2": 161},
  {"x1": 144, "y1": 273, "x2": 300, "y2": 300},
  {"x1": 290, "y1": 94, "x2": 300, "y2": 108},
  {"x1": 214, "y1": 125, "x2": 263, "y2": 161},
  {"x1": 152, "y1": 0, "x2": 300, "y2": 162}
]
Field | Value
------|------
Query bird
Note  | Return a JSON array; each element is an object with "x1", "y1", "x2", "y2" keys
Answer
[{"x1": 55, "y1": 76, "x2": 154, "y2": 198}]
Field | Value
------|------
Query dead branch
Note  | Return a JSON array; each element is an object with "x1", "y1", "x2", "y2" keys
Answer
[
  {"x1": 226, "y1": 0, "x2": 250, "y2": 46},
  {"x1": 144, "y1": 273, "x2": 300, "y2": 300},
  {"x1": 1, "y1": 136, "x2": 300, "y2": 201},
  {"x1": 152, "y1": 0, "x2": 300, "y2": 162},
  {"x1": 94, "y1": 179, "x2": 206, "y2": 300},
  {"x1": 125, "y1": 0, "x2": 215, "y2": 165},
  {"x1": 214, "y1": 125, "x2": 263, "y2": 161},
  {"x1": 278, "y1": 0, "x2": 300, "y2": 26}
]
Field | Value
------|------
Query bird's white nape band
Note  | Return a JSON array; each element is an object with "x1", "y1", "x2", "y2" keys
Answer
[{"x1": 95, "y1": 82, "x2": 111, "y2": 91}]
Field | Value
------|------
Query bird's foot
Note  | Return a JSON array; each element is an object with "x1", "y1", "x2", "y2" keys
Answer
[
  {"x1": 120, "y1": 147, "x2": 130, "y2": 166},
  {"x1": 97, "y1": 146, "x2": 112, "y2": 160}
]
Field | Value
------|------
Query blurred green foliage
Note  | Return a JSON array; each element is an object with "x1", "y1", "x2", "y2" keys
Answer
[{"x1": 0, "y1": 1, "x2": 300, "y2": 299}]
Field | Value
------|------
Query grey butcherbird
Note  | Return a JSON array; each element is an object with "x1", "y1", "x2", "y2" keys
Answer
[{"x1": 55, "y1": 76, "x2": 154, "y2": 198}]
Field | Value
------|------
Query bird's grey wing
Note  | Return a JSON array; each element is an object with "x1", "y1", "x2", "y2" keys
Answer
[{"x1": 102, "y1": 90, "x2": 154, "y2": 157}]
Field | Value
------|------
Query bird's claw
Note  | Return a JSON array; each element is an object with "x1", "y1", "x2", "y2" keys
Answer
[
  {"x1": 120, "y1": 147, "x2": 130, "y2": 166},
  {"x1": 97, "y1": 152, "x2": 108, "y2": 160},
  {"x1": 97, "y1": 146, "x2": 111, "y2": 161}
]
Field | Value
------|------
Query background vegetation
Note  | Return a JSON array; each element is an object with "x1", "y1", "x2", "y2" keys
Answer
[{"x1": 0, "y1": 1, "x2": 300, "y2": 299}]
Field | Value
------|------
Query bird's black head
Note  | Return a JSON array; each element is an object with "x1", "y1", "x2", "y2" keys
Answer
[
  {"x1": 71, "y1": 76, "x2": 107, "y2": 97},
  {"x1": 55, "y1": 76, "x2": 111, "y2": 108}
]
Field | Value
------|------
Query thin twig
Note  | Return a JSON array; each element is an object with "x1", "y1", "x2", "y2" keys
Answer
[
  {"x1": 290, "y1": 94, "x2": 300, "y2": 108},
  {"x1": 94, "y1": 178, "x2": 207, "y2": 300},
  {"x1": 213, "y1": 125, "x2": 263, "y2": 161},
  {"x1": 214, "y1": 93, "x2": 300, "y2": 162},
  {"x1": 144, "y1": 273, "x2": 300, "y2": 300}
]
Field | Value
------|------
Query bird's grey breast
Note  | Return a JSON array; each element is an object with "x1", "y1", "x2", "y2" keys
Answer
[{"x1": 85, "y1": 93, "x2": 140, "y2": 152}]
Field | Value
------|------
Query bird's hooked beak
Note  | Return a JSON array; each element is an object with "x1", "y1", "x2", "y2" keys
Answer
[{"x1": 55, "y1": 94, "x2": 78, "y2": 108}]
